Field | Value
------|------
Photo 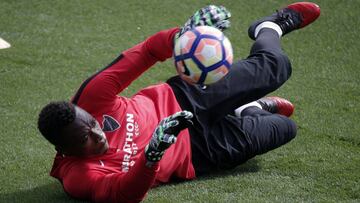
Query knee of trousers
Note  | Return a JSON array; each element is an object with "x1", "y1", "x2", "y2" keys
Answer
[
  {"x1": 280, "y1": 115, "x2": 297, "y2": 141},
  {"x1": 253, "y1": 49, "x2": 292, "y2": 80},
  {"x1": 277, "y1": 52, "x2": 291, "y2": 71},
  {"x1": 268, "y1": 51, "x2": 292, "y2": 73},
  {"x1": 270, "y1": 51, "x2": 293, "y2": 83}
]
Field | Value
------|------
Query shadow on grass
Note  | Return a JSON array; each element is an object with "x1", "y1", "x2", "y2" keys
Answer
[
  {"x1": 0, "y1": 182, "x2": 87, "y2": 203},
  {"x1": 199, "y1": 158, "x2": 261, "y2": 180},
  {"x1": 0, "y1": 159, "x2": 260, "y2": 202},
  {"x1": 164, "y1": 158, "x2": 261, "y2": 186}
]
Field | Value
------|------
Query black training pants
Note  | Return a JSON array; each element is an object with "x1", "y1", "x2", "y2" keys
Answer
[{"x1": 167, "y1": 29, "x2": 297, "y2": 174}]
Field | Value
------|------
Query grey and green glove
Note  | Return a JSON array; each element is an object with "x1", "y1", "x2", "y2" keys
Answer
[
  {"x1": 178, "y1": 5, "x2": 231, "y2": 37},
  {"x1": 145, "y1": 111, "x2": 193, "y2": 162}
]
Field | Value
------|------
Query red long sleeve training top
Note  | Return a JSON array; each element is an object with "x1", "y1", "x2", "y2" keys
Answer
[{"x1": 50, "y1": 28, "x2": 195, "y2": 203}]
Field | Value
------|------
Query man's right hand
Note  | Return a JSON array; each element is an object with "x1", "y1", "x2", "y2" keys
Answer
[{"x1": 145, "y1": 111, "x2": 193, "y2": 162}]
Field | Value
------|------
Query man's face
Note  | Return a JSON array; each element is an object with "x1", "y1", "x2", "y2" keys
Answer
[{"x1": 58, "y1": 106, "x2": 109, "y2": 157}]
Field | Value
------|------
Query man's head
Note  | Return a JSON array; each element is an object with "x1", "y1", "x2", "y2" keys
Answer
[{"x1": 37, "y1": 101, "x2": 109, "y2": 157}]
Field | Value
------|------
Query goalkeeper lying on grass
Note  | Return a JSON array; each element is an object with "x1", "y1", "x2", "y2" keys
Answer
[{"x1": 38, "y1": 3, "x2": 320, "y2": 202}]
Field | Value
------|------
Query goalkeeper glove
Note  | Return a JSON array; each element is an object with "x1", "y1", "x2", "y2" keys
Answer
[
  {"x1": 145, "y1": 111, "x2": 193, "y2": 162},
  {"x1": 178, "y1": 5, "x2": 231, "y2": 37}
]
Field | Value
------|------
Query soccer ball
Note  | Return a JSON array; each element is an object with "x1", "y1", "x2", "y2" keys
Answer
[{"x1": 174, "y1": 26, "x2": 233, "y2": 85}]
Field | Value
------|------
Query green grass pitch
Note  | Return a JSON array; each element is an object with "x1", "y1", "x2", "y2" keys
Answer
[{"x1": 0, "y1": 0, "x2": 359, "y2": 202}]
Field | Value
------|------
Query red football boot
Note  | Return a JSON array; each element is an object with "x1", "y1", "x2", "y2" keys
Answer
[
  {"x1": 248, "y1": 2, "x2": 321, "y2": 40},
  {"x1": 257, "y1": 96, "x2": 295, "y2": 117}
]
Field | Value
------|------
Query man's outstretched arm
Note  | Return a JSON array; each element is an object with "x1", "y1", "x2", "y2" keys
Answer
[{"x1": 72, "y1": 28, "x2": 178, "y2": 112}]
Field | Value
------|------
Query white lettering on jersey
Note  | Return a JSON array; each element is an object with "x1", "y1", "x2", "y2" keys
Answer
[
  {"x1": 134, "y1": 122, "x2": 140, "y2": 136},
  {"x1": 121, "y1": 113, "x2": 140, "y2": 172}
]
